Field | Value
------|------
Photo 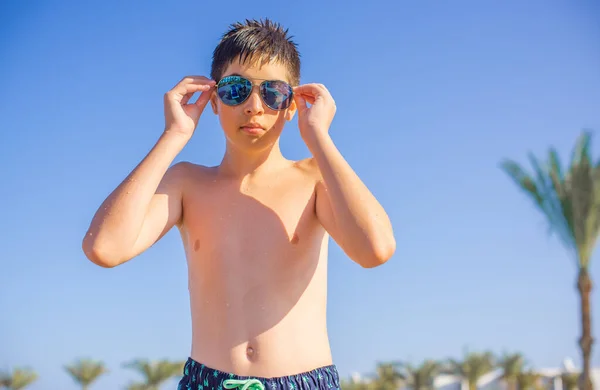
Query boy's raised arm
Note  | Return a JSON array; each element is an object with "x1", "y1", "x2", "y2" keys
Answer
[
  {"x1": 82, "y1": 76, "x2": 215, "y2": 267},
  {"x1": 293, "y1": 83, "x2": 396, "y2": 268}
]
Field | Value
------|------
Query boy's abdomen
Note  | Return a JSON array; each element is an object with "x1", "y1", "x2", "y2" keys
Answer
[{"x1": 185, "y1": 238, "x2": 333, "y2": 377}]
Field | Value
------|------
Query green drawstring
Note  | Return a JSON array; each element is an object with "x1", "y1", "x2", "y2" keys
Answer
[{"x1": 223, "y1": 378, "x2": 265, "y2": 390}]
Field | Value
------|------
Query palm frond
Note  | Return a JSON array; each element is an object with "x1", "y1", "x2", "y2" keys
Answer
[
  {"x1": 516, "y1": 369, "x2": 540, "y2": 390},
  {"x1": 444, "y1": 351, "x2": 495, "y2": 388},
  {"x1": 561, "y1": 372, "x2": 579, "y2": 390},
  {"x1": 123, "y1": 359, "x2": 183, "y2": 387},
  {"x1": 501, "y1": 130, "x2": 600, "y2": 269},
  {"x1": 64, "y1": 358, "x2": 108, "y2": 386},
  {"x1": 398, "y1": 360, "x2": 441, "y2": 390},
  {"x1": 500, "y1": 158, "x2": 572, "y2": 250},
  {"x1": 497, "y1": 352, "x2": 525, "y2": 380},
  {"x1": 0, "y1": 367, "x2": 38, "y2": 390},
  {"x1": 370, "y1": 362, "x2": 404, "y2": 390}
]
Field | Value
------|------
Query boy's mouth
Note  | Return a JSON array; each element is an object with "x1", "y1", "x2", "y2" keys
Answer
[{"x1": 240, "y1": 123, "x2": 265, "y2": 135}]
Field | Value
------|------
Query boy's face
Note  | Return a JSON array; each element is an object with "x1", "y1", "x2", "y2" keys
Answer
[{"x1": 210, "y1": 57, "x2": 297, "y2": 151}]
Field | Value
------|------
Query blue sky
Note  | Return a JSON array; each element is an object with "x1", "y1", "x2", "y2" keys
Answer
[{"x1": 1, "y1": 0, "x2": 599, "y2": 389}]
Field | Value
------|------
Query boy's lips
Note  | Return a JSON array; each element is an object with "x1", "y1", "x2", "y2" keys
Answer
[{"x1": 240, "y1": 123, "x2": 265, "y2": 135}]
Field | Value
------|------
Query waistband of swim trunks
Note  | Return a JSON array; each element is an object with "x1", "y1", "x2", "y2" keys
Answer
[{"x1": 180, "y1": 357, "x2": 340, "y2": 390}]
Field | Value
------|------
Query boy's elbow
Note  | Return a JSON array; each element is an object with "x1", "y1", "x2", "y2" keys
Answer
[
  {"x1": 357, "y1": 237, "x2": 396, "y2": 269},
  {"x1": 82, "y1": 237, "x2": 121, "y2": 268}
]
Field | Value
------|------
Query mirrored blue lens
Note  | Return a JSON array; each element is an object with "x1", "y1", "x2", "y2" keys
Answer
[
  {"x1": 217, "y1": 76, "x2": 252, "y2": 105},
  {"x1": 260, "y1": 81, "x2": 293, "y2": 110}
]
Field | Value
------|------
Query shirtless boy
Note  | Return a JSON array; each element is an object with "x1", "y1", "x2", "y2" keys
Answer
[{"x1": 82, "y1": 19, "x2": 395, "y2": 390}]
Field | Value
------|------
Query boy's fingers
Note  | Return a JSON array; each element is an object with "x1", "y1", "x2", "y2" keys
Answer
[
  {"x1": 172, "y1": 77, "x2": 216, "y2": 95},
  {"x1": 194, "y1": 90, "x2": 212, "y2": 110},
  {"x1": 179, "y1": 75, "x2": 214, "y2": 84},
  {"x1": 294, "y1": 83, "x2": 329, "y2": 96},
  {"x1": 169, "y1": 84, "x2": 215, "y2": 100},
  {"x1": 300, "y1": 94, "x2": 316, "y2": 105},
  {"x1": 181, "y1": 92, "x2": 194, "y2": 105},
  {"x1": 294, "y1": 94, "x2": 308, "y2": 113},
  {"x1": 294, "y1": 84, "x2": 319, "y2": 97}
]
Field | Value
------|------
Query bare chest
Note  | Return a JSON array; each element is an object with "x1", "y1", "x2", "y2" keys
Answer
[{"x1": 181, "y1": 175, "x2": 324, "y2": 269}]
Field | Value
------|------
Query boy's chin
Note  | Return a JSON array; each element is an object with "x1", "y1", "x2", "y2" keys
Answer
[{"x1": 225, "y1": 129, "x2": 275, "y2": 148}]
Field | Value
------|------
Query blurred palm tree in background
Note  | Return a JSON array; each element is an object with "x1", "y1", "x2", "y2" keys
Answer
[
  {"x1": 0, "y1": 367, "x2": 38, "y2": 390},
  {"x1": 516, "y1": 369, "x2": 542, "y2": 390},
  {"x1": 397, "y1": 360, "x2": 441, "y2": 390},
  {"x1": 444, "y1": 351, "x2": 495, "y2": 390},
  {"x1": 369, "y1": 362, "x2": 404, "y2": 390},
  {"x1": 123, "y1": 359, "x2": 185, "y2": 390},
  {"x1": 498, "y1": 352, "x2": 525, "y2": 390},
  {"x1": 64, "y1": 358, "x2": 108, "y2": 389},
  {"x1": 501, "y1": 130, "x2": 600, "y2": 390},
  {"x1": 563, "y1": 372, "x2": 581, "y2": 390}
]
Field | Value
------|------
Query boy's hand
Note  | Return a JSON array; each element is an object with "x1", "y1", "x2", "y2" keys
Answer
[
  {"x1": 293, "y1": 84, "x2": 337, "y2": 146},
  {"x1": 163, "y1": 76, "x2": 216, "y2": 140}
]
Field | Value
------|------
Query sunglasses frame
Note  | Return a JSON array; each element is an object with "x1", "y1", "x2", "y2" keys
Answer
[{"x1": 215, "y1": 75, "x2": 294, "y2": 111}]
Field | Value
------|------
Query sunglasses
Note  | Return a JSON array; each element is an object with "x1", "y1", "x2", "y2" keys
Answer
[{"x1": 216, "y1": 75, "x2": 294, "y2": 111}]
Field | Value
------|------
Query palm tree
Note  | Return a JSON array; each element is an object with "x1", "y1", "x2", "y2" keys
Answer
[
  {"x1": 444, "y1": 351, "x2": 495, "y2": 390},
  {"x1": 397, "y1": 360, "x2": 441, "y2": 390},
  {"x1": 516, "y1": 370, "x2": 541, "y2": 390},
  {"x1": 500, "y1": 130, "x2": 600, "y2": 390},
  {"x1": 64, "y1": 358, "x2": 108, "y2": 389},
  {"x1": 498, "y1": 352, "x2": 525, "y2": 390},
  {"x1": 0, "y1": 367, "x2": 38, "y2": 390},
  {"x1": 562, "y1": 372, "x2": 580, "y2": 390},
  {"x1": 123, "y1": 359, "x2": 186, "y2": 390},
  {"x1": 369, "y1": 362, "x2": 404, "y2": 390}
]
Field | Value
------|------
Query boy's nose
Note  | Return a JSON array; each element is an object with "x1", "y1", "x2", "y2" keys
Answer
[{"x1": 243, "y1": 90, "x2": 264, "y2": 115}]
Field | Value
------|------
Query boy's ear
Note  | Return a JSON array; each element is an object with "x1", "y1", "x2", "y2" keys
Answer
[
  {"x1": 285, "y1": 98, "x2": 297, "y2": 121},
  {"x1": 210, "y1": 92, "x2": 218, "y2": 115}
]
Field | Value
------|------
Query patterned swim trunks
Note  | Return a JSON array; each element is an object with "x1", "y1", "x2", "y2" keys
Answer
[{"x1": 177, "y1": 357, "x2": 341, "y2": 390}]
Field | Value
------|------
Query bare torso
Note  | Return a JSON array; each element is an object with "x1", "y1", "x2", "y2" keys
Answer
[{"x1": 177, "y1": 158, "x2": 333, "y2": 377}]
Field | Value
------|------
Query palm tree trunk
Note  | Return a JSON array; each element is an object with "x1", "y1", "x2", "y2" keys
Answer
[
  {"x1": 577, "y1": 268, "x2": 594, "y2": 390},
  {"x1": 469, "y1": 381, "x2": 476, "y2": 390}
]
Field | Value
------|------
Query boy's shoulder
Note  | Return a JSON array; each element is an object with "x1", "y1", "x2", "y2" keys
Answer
[
  {"x1": 168, "y1": 160, "x2": 216, "y2": 180},
  {"x1": 291, "y1": 157, "x2": 321, "y2": 177}
]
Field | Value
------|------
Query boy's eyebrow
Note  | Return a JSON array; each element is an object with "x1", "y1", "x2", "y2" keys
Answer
[{"x1": 221, "y1": 73, "x2": 243, "y2": 79}]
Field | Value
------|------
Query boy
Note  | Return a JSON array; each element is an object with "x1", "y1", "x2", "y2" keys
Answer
[{"x1": 82, "y1": 19, "x2": 395, "y2": 390}]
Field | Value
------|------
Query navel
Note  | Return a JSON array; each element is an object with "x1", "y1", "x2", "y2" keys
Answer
[
  {"x1": 194, "y1": 239, "x2": 200, "y2": 252},
  {"x1": 291, "y1": 234, "x2": 299, "y2": 245},
  {"x1": 246, "y1": 345, "x2": 257, "y2": 360}
]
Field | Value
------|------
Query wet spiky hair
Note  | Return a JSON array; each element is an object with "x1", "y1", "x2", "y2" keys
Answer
[{"x1": 211, "y1": 18, "x2": 301, "y2": 86}]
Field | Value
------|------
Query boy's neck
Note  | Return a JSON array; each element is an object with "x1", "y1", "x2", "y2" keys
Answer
[{"x1": 218, "y1": 140, "x2": 290, "y2": 179}]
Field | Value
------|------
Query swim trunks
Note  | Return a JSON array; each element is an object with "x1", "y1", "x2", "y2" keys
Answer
[{"x1": 177, "y1": 357, "x2": 341, "y2": 390}]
